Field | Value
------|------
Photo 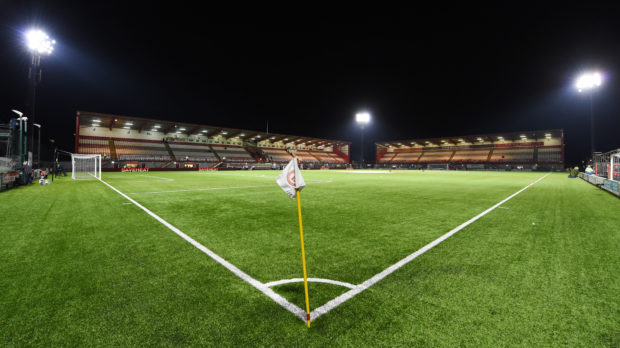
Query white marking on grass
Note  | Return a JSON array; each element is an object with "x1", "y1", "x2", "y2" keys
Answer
[
  {"x1": 137, "y1": 174, "x2": 174, "y2": 181},
  {"x1": 498, "y1": 206, "x2": 510, "y2": 209},
  {"x1": 309, "y1": 173, "x2": 551, "y2": 321},
  {"x1": 121, "y1": 202, "x2": 132, "y2": 205},
  {"x1": 265, "y1": 278, "x2": 356, "y2": 289},
  {"x1": 127, "y1": 180, "x2": 333, "y2": 195},
  {"x1": 97, "y1": 178, "x2": 307, "y2": 322}
]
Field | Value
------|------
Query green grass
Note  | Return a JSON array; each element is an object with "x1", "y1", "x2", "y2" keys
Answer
[{"x1": 1, "y1": 170, "x2": 619, "y2": 346}]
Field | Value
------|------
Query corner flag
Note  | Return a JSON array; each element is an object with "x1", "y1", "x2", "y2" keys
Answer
[
  {"x1": 275, "y1": 157, "x2": 311, "y2": 327},
  {"x1": 276, "y1": 157, "x2": 306, "y2": 199}
]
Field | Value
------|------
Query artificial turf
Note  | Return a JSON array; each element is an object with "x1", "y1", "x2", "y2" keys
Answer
[{"x1": 0, "y1": 170, "x2": 618, "y2": 346}]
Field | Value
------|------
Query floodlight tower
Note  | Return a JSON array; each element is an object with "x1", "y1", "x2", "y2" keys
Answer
[
  {"x1": 575, "y1": 71, "x2": 603, "y2": 155},
  {"x1": 355, "y1": 112, "x2": 371, "y2": 166},
  {"x1": 24, "y1": 29, "x2": 55, "y2": 168}
]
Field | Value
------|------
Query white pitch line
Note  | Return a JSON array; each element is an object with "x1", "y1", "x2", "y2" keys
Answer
[
  {"x1": 264, "y1": 278, "x2": 357, "y2": 289},
  {"x1": 309, "y1": 173, "x2": 551, "y2": 321},
  {"x1": 136, "y1": 174, "x2": 175, "y2": 181},
  {"x1": 97, "y1": 178, "x2": 308, "y2": 322},
  {"x1": 127, "y1": 180, "x2": 333, "y2": 195}
]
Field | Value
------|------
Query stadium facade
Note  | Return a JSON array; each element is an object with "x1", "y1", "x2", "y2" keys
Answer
[
  {"x1": 75, "y1": 111, "x2": 351, "y2": 170},
  {"x1": 375, "y1": 129, "x2": 564, "y2": 171}
]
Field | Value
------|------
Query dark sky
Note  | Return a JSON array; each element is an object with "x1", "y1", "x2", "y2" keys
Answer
[{"x1": 1, "y1": 2, "x2": 619, "y2": 166}]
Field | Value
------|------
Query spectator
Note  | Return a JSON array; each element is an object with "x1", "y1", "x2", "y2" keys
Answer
[
  {"x1": 57, "y1": 163, "x2": 67, "y2": 176},
  {"x1": 23, "y1": 162, "x2": 33, "y2": 185}
]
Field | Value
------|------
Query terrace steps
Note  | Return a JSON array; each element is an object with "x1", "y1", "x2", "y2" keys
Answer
[
  {"x1": 109, "y1": 139, "x2": 118, "y2": 161},
  {"x1": 164, "y1": 142, "x2": 176, "y2": 161}
]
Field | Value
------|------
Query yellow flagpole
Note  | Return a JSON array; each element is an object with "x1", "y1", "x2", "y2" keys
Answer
[{"x1": 296, "y1": 189, "x2": 311, "y2": 328}]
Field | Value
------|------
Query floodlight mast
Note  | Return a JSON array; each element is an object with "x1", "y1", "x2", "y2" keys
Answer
[
  {"x1": 575, "y1": 71, "x2": 603, "y2": 155},
  {"x1": 355, "y1": 112, "x2": 371, "y2": 166},
  {"x1": 24, "y1": 29, "x2": 55, "y2": 168}
]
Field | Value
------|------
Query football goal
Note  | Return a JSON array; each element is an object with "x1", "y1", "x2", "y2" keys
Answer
[{"x1": 71, "y1": 154, "x2": 101, "y2": 180}]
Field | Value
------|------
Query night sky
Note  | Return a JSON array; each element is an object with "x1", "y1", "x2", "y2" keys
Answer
[{"x1": 1, "y1": 2, "x2": 619, "y2": 166}]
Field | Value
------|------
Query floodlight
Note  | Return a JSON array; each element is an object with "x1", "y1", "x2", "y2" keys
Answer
[
  {"x1": 575, "y1": 71, "x2": 602, "y2": 92},
  {"x1": 355, "y1": 112, "x2": 371, "y2": 124},
  {"x1": 12, "y1": 109, "x2": 23, "y2": 117},
  {"x1": 26, "y1": 29, "x2": 55, "y2": 55}
]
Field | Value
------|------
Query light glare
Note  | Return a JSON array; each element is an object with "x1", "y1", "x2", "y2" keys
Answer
[
  {"x1": 575, "y1": 71, "x2": 603, "y2": 92},
  {"x1": 26, "y1": 29, "x2": 55, "y2": 55},
  {"x1": 355, "y1": 112, "x2": 371, "y2": 124}
]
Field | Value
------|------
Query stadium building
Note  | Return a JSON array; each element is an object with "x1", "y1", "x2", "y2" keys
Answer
[
  {"x1": 75, "y1": 111, "x2": 351, "y2": 170},
  {"x1": 375, "y1": 129, "x2": 564, "y2": 171}
]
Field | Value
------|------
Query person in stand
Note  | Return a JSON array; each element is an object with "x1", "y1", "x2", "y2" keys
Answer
[{"x1": 23, "y1": 162, "x2": 33, "y2": 185}]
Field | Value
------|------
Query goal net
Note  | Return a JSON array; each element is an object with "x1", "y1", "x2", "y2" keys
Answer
[
  {"x1": 71, "y1": 154, "x2": 101, "y2": 180},
  {"x1": 593, "y1": 150, "x2": 620, "y2": 181}
]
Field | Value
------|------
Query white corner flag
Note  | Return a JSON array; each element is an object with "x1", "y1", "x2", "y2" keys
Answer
[
  {"x1": 276, "y1": 157, "x2": 306, "y2": 199},
  {"x1": 276, "y1": 156, "x2": 312, "y2": 327}
]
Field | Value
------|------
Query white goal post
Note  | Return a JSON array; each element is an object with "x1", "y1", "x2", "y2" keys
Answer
[{"x1": 71, "y1": 154, "x2": 102, "y2": 180}]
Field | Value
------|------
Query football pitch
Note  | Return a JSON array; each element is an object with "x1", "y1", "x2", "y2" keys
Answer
[{"x1": 1, "y1": 170, "x2": 619, "y2": 346}]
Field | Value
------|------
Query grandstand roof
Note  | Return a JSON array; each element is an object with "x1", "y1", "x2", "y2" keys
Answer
[
  {"x1": 77, "y1": 111, "x2": 350, "y2": 147},
  {"x1": 376, "y1": 129, "x2": 564, "y2": 148}
]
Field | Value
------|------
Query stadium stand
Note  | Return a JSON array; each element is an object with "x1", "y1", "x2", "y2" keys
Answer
[
  {"x1": 417, "y1": 150, "x2": 453, "y2": 163},
  {"x1": 211, "y1": 145, "x2": 254, "y2": 162},
  {"x1": 78, "y1": 136, "x2": 110, "y2": 156},
  {"x1": 168, "y1": 142, "x2": 218, "y2": 162},
  {"x1": 537, "y1": 146, "x2": 562, "y2": 163},
  {"x1": 262, "y1": 148, "x2": 293, "y2": 163},
  {"x1": 450, "y1": 149, "x2": 490, "y2": 163},
  {"x1": 75, "y1": 111, "x2": 350, "y2": 170},
  {"x1": 114, "y1": 138, "x2": 171, "y2": 161},
  {"x1": 290, "y1": 150, "x2": 319, "y2": 163},
  {"x1": 489, "y1": 148, "x2": 534, "y2": 163},
  {"x1": 389, "y1": 151, "x2": 422, "y2": 163},
  {"x1": 375, "y1": 130, "x2": 564, "y2": 170}
]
